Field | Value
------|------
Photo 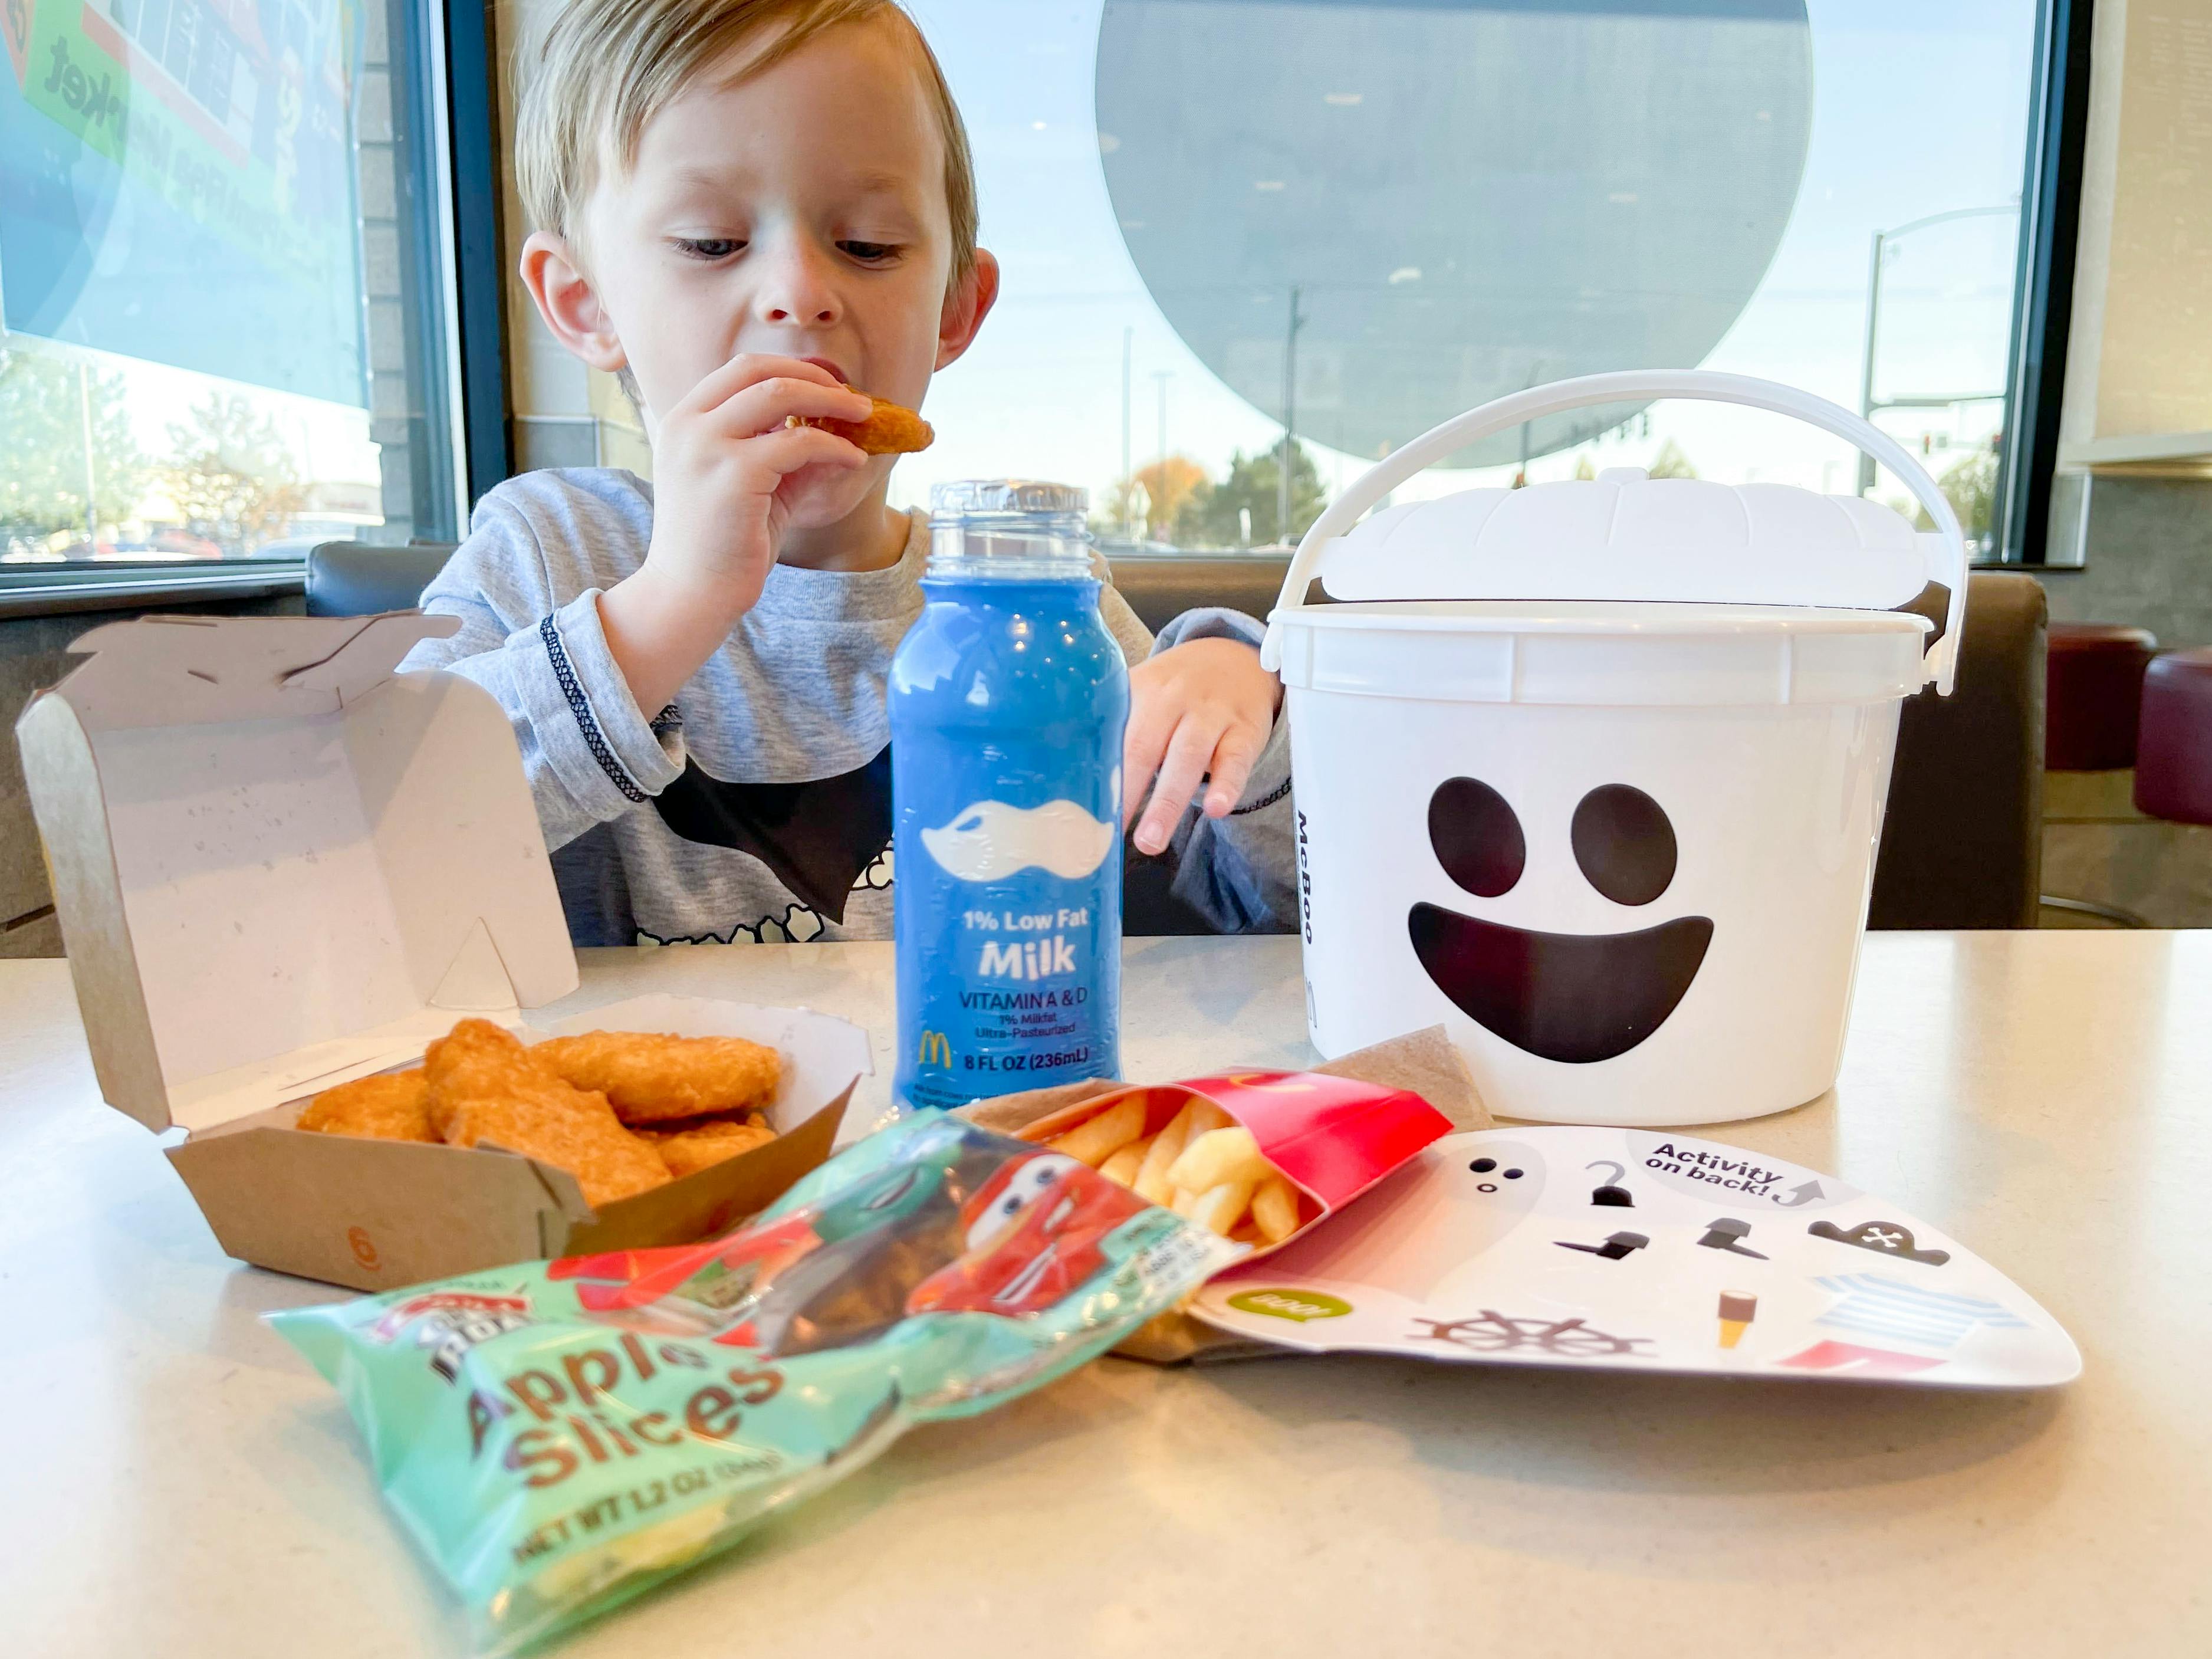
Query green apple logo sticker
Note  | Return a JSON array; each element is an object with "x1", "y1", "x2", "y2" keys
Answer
[{"x1": 1227, "y1": 1288, "x2": 1351, "y2": 1323}]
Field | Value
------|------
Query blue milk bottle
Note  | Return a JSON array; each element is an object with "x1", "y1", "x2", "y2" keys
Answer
[{"x1": 890, "y1": 481, "x2": 1127, "y2": 1110}]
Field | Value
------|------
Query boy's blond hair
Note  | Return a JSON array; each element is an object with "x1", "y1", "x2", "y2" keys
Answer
[{"x1": 515, "y1": 0, "x2": 979, "y2": 287}]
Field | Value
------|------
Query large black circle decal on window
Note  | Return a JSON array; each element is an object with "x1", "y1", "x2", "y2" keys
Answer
[
  {"x1": 1095, "y1": 1, "x2": 1813, "y2": 467},
  {"x1": 1428, "y1": 777, "x2": 1524, "y2": 898},
  {"x1": 1570, "y1": 784, "x2": 1677, "y2": 907}
]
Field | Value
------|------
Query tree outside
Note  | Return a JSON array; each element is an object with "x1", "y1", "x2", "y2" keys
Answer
[
  {"x1": 1890, "y1": 442, "x2": 1997, "y2": 544},
  {"x1": 163, "y1": 395, "x2": 307, "y2": 552},
  {"x1": 1935, "y1": 445, "x2": 1997, "y2": 541},
  {"x1": 1646, "y1": 438, "x2": 1698, "y2": 479},
  {"x1": 0, "y1": 343, "x2": 147, "y2": 554},
  {"x1": 1101, "y1": 442, "x2": 1326, "y2": 550},
  {"x1": 1178, "y1": 442, "x2": 1326, "y2": 548},
  {"x1": 1129, "y1": 455, "x2": 1208, "y2": 541}
]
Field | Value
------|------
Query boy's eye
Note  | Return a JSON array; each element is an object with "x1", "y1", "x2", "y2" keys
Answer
[
  {"x1": 672, "y1": 238, "x2": 745, "y2": 261},
  {"x1": 838, "y1": 240, "x2": 900, "y2": 263}
]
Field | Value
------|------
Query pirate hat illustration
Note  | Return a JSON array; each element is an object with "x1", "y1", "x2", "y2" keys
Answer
[{"x1": 1808, "y1": 1219, "x2": 1951, "y2": 1266}]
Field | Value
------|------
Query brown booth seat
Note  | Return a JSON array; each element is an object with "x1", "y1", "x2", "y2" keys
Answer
[
  {"x1": 2045, "y1": 621, "x2": 2158, "y2": 771},
  {"x1": 2134, "y1": 649, "x2": 2212, "y2": 826},
  {"x1": 305, "y1": 544, "x2": 2049, "y2": 935}
]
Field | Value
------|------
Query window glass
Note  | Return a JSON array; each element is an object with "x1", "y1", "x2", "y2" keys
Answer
[
  {"x1": 0, "y1": 0, "x2": 457, "y2": 569},
  {"x1": 900, "y1": 1, "x2": 2039, "y2": 556}
]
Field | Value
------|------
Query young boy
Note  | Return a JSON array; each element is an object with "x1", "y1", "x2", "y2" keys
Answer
[{"x1": 402, "y1": 0, "x2": 1295, "y2": 946}]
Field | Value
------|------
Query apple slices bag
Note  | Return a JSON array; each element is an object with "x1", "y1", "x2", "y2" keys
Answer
[{"x1": 271, "y1": 1113, "x2": 1234, "y2": 1654}]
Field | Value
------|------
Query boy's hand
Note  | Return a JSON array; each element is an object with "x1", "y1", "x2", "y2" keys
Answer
[
  {"x1": 646, "y1": 354, "x2": 873, "y2": 613},
  {"x1": 1123, "y1": 637, "x2": 1284, "y2": 856},
  {"x1": 601, "y1": 356, "x2": 872, "y2": 713}
]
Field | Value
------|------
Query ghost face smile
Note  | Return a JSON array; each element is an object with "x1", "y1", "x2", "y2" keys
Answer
[
  {"x1": 1408, "y1": 905, "x2": 1713, "y2": 1064},
  {"x1": 1409, "y1": 778, "x2": 1713, "y2": 1065}
]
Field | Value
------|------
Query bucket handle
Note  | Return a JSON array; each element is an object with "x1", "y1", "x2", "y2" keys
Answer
[{"x1": 1259, "y1": 370, "x2": 1971, "y2": 695}]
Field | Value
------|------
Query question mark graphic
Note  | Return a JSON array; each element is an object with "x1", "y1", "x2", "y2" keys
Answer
[{"x1": 1586, "y1": 1160, "x2": 1635, "y2": 1208}]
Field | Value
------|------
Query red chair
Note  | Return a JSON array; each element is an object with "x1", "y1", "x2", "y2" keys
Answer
[
  {"x1": 2134, "y1": 649, "x2": 2212, "y2": 825},
  {"x1": 2045, "y1": 622, "x2": 2159, "y2": 770}
]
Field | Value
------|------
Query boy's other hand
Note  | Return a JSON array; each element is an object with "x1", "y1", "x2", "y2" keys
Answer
[
  {"x1": 1123, "y1": 638, "x2": 1284, "y2": 856},
  {"x1": 601, "y1": 356, "x2": 872, "y2": 714}
]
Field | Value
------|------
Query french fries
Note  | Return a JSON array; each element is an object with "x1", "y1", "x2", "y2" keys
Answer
[
  {"x1": 1097, "y1": 1141, "x2": 1146, "y2": 1187},
  {"x1": 1252, "y1": 1175, "x2": 1302, "y2": 1244},
  {"x1": 1046, "y1": 1093, "x2": 1146, "y2": 1166},
  {"x1": 1166, "y1": 1126, "x2": 1272, "y2": 1195},
  {"x1": 1046, "y1": 1095, "x2": 1306, "y2": 1244}
]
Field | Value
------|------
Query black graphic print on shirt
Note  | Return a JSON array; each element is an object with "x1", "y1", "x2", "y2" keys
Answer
[{"x1": 651, "y1": 743, "x2": 893, "y2": 922}]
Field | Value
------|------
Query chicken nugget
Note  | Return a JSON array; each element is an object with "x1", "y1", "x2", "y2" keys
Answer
[
  {"x1": 646, "y1": 1114, "x2": 778, "y2": 1180},
  {"x1": 529, "y1": 1030, "x2": 782, "y2": 1125},
  {"x1": 785, "y1": 393, "x2": 933, "y2": 456},
  {"x1": 296, "y1": 1070, "x2": 435, "y2": 1142},
  {"x1": 425, "y1": 1019, "x2": 670, "y2": 1208}
]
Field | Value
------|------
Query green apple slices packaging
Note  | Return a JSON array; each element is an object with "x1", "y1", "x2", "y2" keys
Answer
[{"x1": 271, "y1": 1112, "x2": 1236, "y2": 1653}]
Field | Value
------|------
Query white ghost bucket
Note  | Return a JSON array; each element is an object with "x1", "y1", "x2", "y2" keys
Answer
[{"x1": 1260, "y1": 371, "x2": 1968, "y2": 1127}]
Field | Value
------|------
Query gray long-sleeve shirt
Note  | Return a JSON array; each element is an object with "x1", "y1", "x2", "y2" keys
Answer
[{"x1": 399, "y1": 468, "x2": 1296, "y2": 946}]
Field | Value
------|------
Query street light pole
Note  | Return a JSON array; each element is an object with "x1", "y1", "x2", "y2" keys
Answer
[
  {"x1": 78, "y1": 360, "x2": 100, "y2": 548},
  {"x1": 1858, "y1": 231, "x2": 1885, "y2": 496},
  {"x1": 1120, "y1": 327, "x2": 1133, "y2": 533},
  {"x1": 1858, "y1": 202, "x2": 2017, "y2": 498},
  {"x1": 1277, "y1": 284, "x2": 1304, "y2": 541}
]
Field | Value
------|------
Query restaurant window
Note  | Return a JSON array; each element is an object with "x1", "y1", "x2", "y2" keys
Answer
[
  {"x1": 900, "y1": 0, "x2": 2052, "y2": 559},
  {"x1": 0, "y1": 0, "x2": 463, "y2": 580}
]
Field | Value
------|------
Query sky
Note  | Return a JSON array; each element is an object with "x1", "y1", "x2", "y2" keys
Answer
[
  {"x1": 13, "y1": 0, "x2": 2042, "y2": 544},
  {"x1": 893, "y1": 0, "x2": 2040, "y2": 522}
]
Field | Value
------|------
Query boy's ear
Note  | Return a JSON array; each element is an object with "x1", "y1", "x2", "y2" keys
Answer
[
  {"x1": 520, "y1": 231, "x2": 629, "y2": 374},
  {"x1": 935, "y1": 248, "x2": 1001, "y2": 371}
]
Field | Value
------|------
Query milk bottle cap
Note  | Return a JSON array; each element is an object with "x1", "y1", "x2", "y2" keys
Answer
[
  {"x1": 928, "y1": 479, "x2": 1089, "y2": 519},
  {"x1": 927, "y1": 481, "x2": 1092, "y2": 577}
]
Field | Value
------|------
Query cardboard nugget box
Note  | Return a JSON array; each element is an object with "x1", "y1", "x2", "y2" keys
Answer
[{"x1": 17, "y1": 613, "x2": 870, "y2": 1292}]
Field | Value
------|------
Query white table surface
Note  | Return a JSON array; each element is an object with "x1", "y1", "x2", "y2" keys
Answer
[{"x1": 3, "y1": 932, "x2": 2208, "y2": 1658}]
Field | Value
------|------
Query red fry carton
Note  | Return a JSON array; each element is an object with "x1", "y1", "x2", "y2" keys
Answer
[{"x1": 1011, "y1": 1069, "x2": 1454, "y2": 1258}]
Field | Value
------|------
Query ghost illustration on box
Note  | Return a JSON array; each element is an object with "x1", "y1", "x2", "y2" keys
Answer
[
  {"x1": 1255, "y1": 1136, "x2": 1554, "y2": 1303},
  {"x1": 921, "y1": 800, "x2": 1116, "y2": 883}
]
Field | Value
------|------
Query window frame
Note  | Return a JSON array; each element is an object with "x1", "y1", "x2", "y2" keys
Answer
[
  {"x1": 1993, "y1": 0, "x2": 2097, "y2": 568},
  {"x1": 0, "y1": 0, "x2": 495, "y2": 615},
  {"x1": 441, "y1": 0, "x2": 514, "y2": 514}
]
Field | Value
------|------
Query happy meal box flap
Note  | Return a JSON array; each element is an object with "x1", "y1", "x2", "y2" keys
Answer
[{"x1": 17, "y1": 613, "x2": 577, "y2": 1135}]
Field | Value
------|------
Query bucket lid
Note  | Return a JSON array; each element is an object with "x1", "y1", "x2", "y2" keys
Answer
[
  {"x1": 1261, "y1": 372, "x2": 1971, "y2": 696},
  {"x1": 1318, "y1": 471, "x2": 1940, "y2": 614},
  {"x1": 1271, "y1": 599, "x2": 1931, "y2": 707}
]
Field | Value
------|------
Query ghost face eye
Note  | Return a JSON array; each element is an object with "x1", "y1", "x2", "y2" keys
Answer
[
  {"x1": 1428, "y1": 778, "x2": 1524, "y2": 898},
  {"x1": 956, "y1": 813, "x2": 984, "y2": 833},
  {"x1": 1571, "y1": 784, "x2": 1677, "y2": 906}
]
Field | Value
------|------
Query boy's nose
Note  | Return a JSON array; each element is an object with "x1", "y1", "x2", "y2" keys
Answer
[{"x1": 755, "y1": 249, "x2": 841, "y2": 328}]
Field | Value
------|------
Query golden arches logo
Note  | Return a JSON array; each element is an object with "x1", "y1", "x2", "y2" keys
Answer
[
  {"x1": 1221, "y1": 1072, "x2": 1314, "y2": 1093},
  {"x1": 918, "y1": 1029, "x2": 952, "y2": 1069}
]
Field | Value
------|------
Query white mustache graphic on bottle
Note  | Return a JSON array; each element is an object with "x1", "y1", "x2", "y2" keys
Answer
[{"x1": 921, "y1": 799, "x2": 1117, "y2": 883}]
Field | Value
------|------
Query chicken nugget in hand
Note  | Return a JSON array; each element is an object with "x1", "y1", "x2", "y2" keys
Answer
[
  {"x1": 297, "y1": 1070, "x2": 435, "y2": 1142},
  {"x1": 785, "y1": 393, "x2": 932, "y2": 456},
  {"x1": 531, "y1": 1030, "x2": 781, "y2": 1125},
  {"x1": 425, "y1": 1019, "x2": 669, "y2": 1208}
]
